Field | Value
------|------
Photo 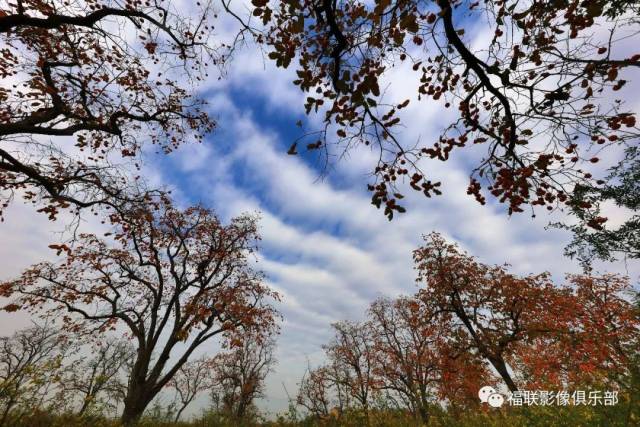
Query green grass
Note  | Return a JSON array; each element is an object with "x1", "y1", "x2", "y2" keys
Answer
[{"x1": 4, "y1": 400, "x2": 638, "y2": 427}]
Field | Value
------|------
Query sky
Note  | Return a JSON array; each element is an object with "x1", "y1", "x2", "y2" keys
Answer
[{"x1": 0, "y1": 1, "x2": 639, "y2": 420}]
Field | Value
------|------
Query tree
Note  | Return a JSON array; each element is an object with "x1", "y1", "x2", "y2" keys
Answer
[
  {"x1": 368, "y1": 296, "x2": 482, "y2": 424},
  {"x1": 0, "y1": 0, "x2": 222, "y2": 221},
  {"x1": 305, "y1": 294, "x2": 492, "y2": 422},
  {"x1": 0, "y1": 323, "x2": 66, "y2": 427},
  {"x1": 552, "y1": 145, "x2": 640, "y2": 267},
  {"x1": 323, "y1": 356, "x2": 353, "y2": 415},
  {"x1": 167, "y1": 355, "x2": 214, "y2": 423},
  {"x1": 323, "y1": 320, "x2": 376, "y2": 423},
  {"x1": 0, "y1": 202, "x2": 279, "y2": 425},
  {"x1": 568, "y1": 274, "x2": 640, "y2": 388},
  {"x1": 414, "y1": 232, "x2": 640, "y2": 392},
  {"x1": 414, "y1": 233, "x2": 568, "y2": 391},
  {"x1": 62, "y1": 338, "x2": 135, "y2": 416},
  {"x1": 210, "y1": 329, "x2": 277, "y2": 421},
  {"x1": 257, "y1": 0, "x2": 639, "y2": 219},
  {"x1": 296, "y1": 366, "x2": 333, "y2": 420}
]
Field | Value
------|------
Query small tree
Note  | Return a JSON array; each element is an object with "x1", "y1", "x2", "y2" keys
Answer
[
  {"x1": 323, "y1": 358, "x2": 353, "y2": 415},
  {"x1": 368, "y1": 296, "x2": 448, "y2": 424},
  {"x1": 308, "y1": 295, "x2": 491, "y2": 421},
  {"x1": 0, "y1": 323, "x2": 66, "y2": 426},
  {"x1": 296, "y1": 366, "x2": 332, "y2": 420},
  {"x1": 167, "y1": 355, "x2": 214, "y2": 423},
  {"x1": 323, "y1": 320, "x2": 376, "y2": 422},
  {"x1": 61, "y1": 338, "x2": 135, "y2": 416},
  {"x1": 0, "y1": 202, "x2": 279, "y2": 425},
  {"x1": 210, "y1": 329, "x2": 277, "y2": 421}
]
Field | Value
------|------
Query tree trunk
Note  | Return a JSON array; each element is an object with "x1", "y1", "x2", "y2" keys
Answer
[
  {"x1": 174, "y1": 402, "x2": 189, "y2": 423},
  {"x1": 0, "y1": 403, "x2": 12, "y2": 427},
  {"x1": 235, "y1": 398, "x2": 248, "y2": 420},
  {"x1": 363, "y1": 402, "x2": 370, "y2": 426},
  {"x1": 417, "y1": 404, "x2": 430, "y2": 425},
  {"x1": 121, "y1": 387, "x2": 154, "y2": 427},
  {"x1": 77, "y1": 399, "x2": 89, "y2": 416},
  {"x1": 77, "y1": 392, "x2": 95, "y2": 416},
  {"x1": 455, "y1": 302, "x2": 519, "y2": 393},
  {"x1": 489, "y1": 356, "x2": 518, "y2": 393}
]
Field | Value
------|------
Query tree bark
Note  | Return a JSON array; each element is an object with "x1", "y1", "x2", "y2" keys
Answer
[
  {"x1": 489, "y1": 356, "x2": 518, "y2": 393},
  {"x1": 120, "y1": 386, "x2": 154, "y2": 427},
  {"x1": 77, "y1": 396, "x2": 91, "y2": 416}
]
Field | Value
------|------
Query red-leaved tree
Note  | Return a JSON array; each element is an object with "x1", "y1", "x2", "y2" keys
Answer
[
  {"x1": 0, "y1": 201, "x2": 279, "y2": 425},
  {"x1": 0, "y1": 0, "x2": 223, "y2": 220},
  {"x1": 414, "y1": 232, "x2": 640, "y2": 393},
  {"x1": 256, "y1": 0, "x2": 639, "y2": 219},
  {"x1": 368, "y1": 296, "x2": 488, "y2": 423},
  {"x1": 323, "y1": 320, "x2": 377, "y2": 423}
]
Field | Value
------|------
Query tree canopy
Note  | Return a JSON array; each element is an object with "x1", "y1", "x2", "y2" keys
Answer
[
  {"x1": 0, "y1": 0, "x2": 220, "y2": 220},
  {"x1": 257, "y1": 0, "x2": 639, "y2": 220}
]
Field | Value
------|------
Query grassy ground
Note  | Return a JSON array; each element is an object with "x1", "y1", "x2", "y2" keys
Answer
[{"x1": 7, "y1": 402, "x2": 638, "y2": 427}]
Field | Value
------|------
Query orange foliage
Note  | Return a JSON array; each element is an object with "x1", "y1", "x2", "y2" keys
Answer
[{"x1": 414, "y1": 232, "x2": 640, "y2": 392}]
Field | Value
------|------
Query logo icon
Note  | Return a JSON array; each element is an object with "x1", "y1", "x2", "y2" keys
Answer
[
  {"x1": 487, "y1": 393, "x2": 505, "y2": 408},
  {"x1": 478, "y1": 385, "x2": 496, "y2": 403},
  {"x1": 479, "y1": 385, "x2": 505, "y2": 408}
]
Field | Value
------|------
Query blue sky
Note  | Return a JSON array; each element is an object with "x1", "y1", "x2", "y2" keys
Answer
[{"x1": 1, "y1": 1, "x2": 639, "y2": 419}]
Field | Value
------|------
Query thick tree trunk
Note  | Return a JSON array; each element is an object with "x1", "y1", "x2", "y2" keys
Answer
[
  {"x1": 120, "y1": 348, "x2": 159, "y2": 426},
  {"x1": 121, "y1": 387, "x2": 154, "y2": 427},
  {"x1": 235, "y1": 398, "x2": 248, "y2": 420},
  {"x1": 453, "y1": 302, "x2": 519, "y2": 393}
]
